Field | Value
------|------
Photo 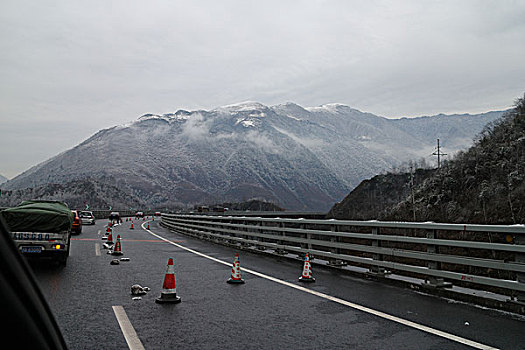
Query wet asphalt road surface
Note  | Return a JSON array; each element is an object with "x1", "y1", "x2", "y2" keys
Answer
[{"x1": 29, "y1": 218, "x2": 525, "y2": 349}]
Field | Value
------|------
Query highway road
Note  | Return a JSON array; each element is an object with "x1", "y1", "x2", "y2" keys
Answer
[{"x1": 28, "y1": 218, "x2": 524, "y2": 349}]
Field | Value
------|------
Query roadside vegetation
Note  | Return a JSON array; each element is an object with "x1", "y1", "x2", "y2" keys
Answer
[{"x1": 329, "y1": 93, "x2": 525, "y2": 225}]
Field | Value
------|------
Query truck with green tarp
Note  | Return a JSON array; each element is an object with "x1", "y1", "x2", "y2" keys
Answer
[{"x1": 0, "y1": 200, "x2": 74, "y2": 266}]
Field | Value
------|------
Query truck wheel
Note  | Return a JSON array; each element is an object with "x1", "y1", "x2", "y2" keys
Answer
[
  {"x1": 58, "y1": 241, "x2": 70, "y2": 267},
  {"x1": 56, "y1": 252, "x2": 68, "y2": 267}
]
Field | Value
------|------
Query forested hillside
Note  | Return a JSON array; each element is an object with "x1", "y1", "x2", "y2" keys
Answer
[
  {"x1": 329, "y1": 94, "x2": 525, "y2": 224},
  {"x1": 327, "y1": 168, "x2": 435, "y2": 220}
]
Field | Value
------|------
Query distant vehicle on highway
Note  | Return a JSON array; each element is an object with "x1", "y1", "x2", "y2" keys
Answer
[
  {"x1": 154, "y1": 211, "x2": 161, "y2": 216},
  {"x1": 196, "y1": 205, "x2": 209, "y2": 213},
  {"x1": 109, "y1": 211, "x2": 121, "y2": 222},
  {"x1": 78, "y1": 210, "x2": 95, "y2": 225},
  {"x1": 71, "y1": 210, "x2": 82, "y2": 234},
  {"x1": 211, "y1": 205, "x2": 225, "y2": 212},
  {"x1": 0, "y1": 200, "x2": 74, "y2": 266},
  {"x1": 135, "y1": 211, "x2": 144, "y2": 218}
]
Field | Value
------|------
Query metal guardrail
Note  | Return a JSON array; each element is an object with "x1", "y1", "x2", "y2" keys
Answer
[
  {"x1": 161, "y1": 214, "x2": 525, "y2": 302},
  {"x1": 190, "y1": 211, "x2": 327, "y2": 219},
  {"x1": 79, "y1": 209, "x2": 158, "y2": 219},
  {"x1": 2, "y1": 207, "x2": 158, "y2": 220}
]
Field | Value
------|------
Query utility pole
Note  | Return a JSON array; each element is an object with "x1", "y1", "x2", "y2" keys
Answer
[
  {"x1": 432, "y1": 138, "x2": 447, "y2": 168},
  {"x1": 410, "y1": 165, "x2": 416, "y2": 221}
]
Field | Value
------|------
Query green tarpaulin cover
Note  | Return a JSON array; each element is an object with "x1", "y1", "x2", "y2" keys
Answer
[{"x1": 1, "y1": 200, "x2": 74, "y2": 233}]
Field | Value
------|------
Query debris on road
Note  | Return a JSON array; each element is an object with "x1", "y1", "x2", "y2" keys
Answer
[{"x1": 131, "y1": 284, "x2": 150, "y2": 295}]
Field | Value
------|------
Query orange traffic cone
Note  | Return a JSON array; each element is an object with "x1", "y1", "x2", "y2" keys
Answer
[
  {"x1": 130, "y1": 222, "x2": 134, "y2": 230},
  {"x1": 227, "y1": 253, "x2": 245, "y2": 284},
  {"x1": 147, "y1": 223, "x2": 150, "y2": 230},
  {"x1": 102, "y1": 226, "x2": 109, "y2": 240},
  {"x1": 156, "y1": 258, "x2": 181, "y2": 304},
  {"x1": 111, "y1": 235, "x2": 123, "y2": 255},
  {"x1": 106, "y1": 231, "x2": 113, "y2": 245},
  {"x1": 298, "y1": 252, "x2": 315, "y2": 283}
]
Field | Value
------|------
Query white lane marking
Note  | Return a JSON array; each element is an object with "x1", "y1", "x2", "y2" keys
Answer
[
  {"x1": 143, "y1": 223, "x2": 498, "y2": 350},
  {"x1": 97, "y1": 229, "x2": 101, "y2": 236},
  {"x1": 112, "y1": 305, "x2": 145, "y2": 350},
  {"x1": 95, "y1": 243, "x2": 101, "y2": 256}
]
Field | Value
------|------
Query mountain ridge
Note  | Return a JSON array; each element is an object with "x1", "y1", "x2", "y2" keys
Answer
[{"x1": 1, "y1": 102, "x2": 506, "y2": 211}]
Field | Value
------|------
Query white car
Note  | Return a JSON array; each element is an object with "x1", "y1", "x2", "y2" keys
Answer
[{"x1": 78, "y1": 211, "x2": 96, "y2": 225}]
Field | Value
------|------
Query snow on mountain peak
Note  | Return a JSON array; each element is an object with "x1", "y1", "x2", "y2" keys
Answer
[
  {"x1": 305, "y1": 103, "x2": 352, "y2": 113},
  {"x1": 136, "y1": 112, "x2": 190, "y2": 124},
  {"x1": 214, "y1": 101, "x2": 268, "y2": 113},
  {"x1": 138, "y1": 113, "x2": 168, "y2": 121}
]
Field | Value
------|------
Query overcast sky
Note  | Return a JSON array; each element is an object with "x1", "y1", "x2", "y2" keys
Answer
[{"x1": 1, "y1": 0, "x2": 524, "y2": 179}]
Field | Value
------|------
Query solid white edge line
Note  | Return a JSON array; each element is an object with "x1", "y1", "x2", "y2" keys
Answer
[
  {"x1": 112, "y1": 305, "x2": 145, "y2": 350},
  {"x1": 143, "y1": 223, "x2": 499, "y2": 350}
]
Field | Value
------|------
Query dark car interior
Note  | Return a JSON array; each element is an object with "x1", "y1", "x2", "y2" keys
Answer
[{"x1": 0, "y1": 216, "x2": 67, "y2": 349}]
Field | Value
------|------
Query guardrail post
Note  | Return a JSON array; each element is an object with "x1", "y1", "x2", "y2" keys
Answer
[
  {"x1": 240, "y1": 219, "x2": 250, "y2": 248},
  {"x1": 274, "y1": 221, "x2": 287, "y2": 255},
  {"x1": 328, "y1": 224, "x2": 347, "y2": 267},
  {"x1": 298, "y1": 223, "x2": 307, "y2": 258},
  {"x1": 515, "y1": 235, "x2": 525, "y2": 303},
  {"x1": 256, "y1": 220, "x2": 266, "y2": 251},
  {"x1": 368, "y1": 227, "x2": 388, "y2": 276},
  {"x1": 214, "y1": 219, "x2": 223, "y2": 243},
  {"x1": 227, "y1": 219, "x2": 237, "y2": 246},
  {"x1": 424, "y1": 229, "x2": 452, "y2": 288}
]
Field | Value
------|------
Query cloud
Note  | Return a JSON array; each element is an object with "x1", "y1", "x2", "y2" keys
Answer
[
  {"x1": 180, "y1": 113, "x2": 210, "y2": 141},
  {"x1": 245, "y1": 130, "x2": 280, "y2": 154}
]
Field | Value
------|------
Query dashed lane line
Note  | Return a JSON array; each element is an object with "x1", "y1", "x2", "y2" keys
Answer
[
  {"x1": 142, "y1": 222, "x2": 498, "y2": 350},
  {"x1": 112, "y1": 305, "x2": 145, "y2": 350}
]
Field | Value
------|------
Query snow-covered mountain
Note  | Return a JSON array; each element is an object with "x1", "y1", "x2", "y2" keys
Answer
[{"x1": 1, "y1": 102, "x2": 505, "y2": 211}]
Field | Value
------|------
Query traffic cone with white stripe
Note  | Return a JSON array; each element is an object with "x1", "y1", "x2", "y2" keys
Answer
[
  {"x1": 130, "y1": 222, "x2": 134, "y2": 230},
  {"x1": 106, "y1": 231, "x2": 113, "y2": 245},
  {"x1": 147, "y1": 223, "x2": 150, "y2": 230},
  {"x1": 227, "y1": 252, "x2": 245, "y2": 284},
  {"x1": 298, "y1": 252, "x2": 315, "y2": 283},
  {"x1": 156, "y1": 258, "x2": 181, "y2": 304},
  {"x1": 111, "y1": 235, "x2": 123, "y2": 255}
]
